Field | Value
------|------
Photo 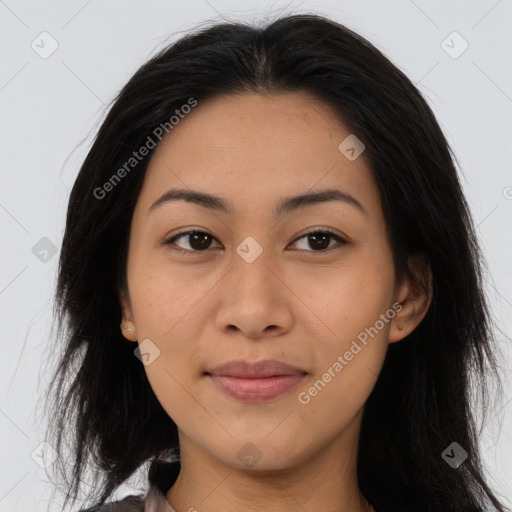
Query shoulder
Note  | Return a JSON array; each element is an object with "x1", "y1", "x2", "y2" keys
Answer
[{"x1": 77, "y1": 493, "x2": 145, "y2": 511}]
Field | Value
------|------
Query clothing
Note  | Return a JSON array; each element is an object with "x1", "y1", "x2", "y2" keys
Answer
[
  {"x1": 79, "y1": 457, "x2": 376, "y2": 511},
  {"x1": 78, "y1": 458, "x2": 179, "y2": 512}
]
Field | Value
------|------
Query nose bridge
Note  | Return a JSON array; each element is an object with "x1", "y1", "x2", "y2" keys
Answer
[{"x1": 231, "y1": 234, "x2": 279, "y2": 299}]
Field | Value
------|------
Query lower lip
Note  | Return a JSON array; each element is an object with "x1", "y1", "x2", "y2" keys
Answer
[{"x1": 207, "y1": 373, "x2": 306, "y2": 402}]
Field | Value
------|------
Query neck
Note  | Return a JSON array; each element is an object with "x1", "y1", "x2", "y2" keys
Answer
[{"x1": 166, "y1": 410, "x2": 372, "y2": 512}]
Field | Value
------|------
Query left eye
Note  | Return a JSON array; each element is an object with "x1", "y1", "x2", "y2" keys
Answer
[
  {"x1": 165, "y1": 229, "x2": 347, "y2": 254},
  {"x1": 291, "y1": 229, "x2": 347, "y2": 251}
]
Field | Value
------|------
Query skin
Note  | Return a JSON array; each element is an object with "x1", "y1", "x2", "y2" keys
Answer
[{"x1": 120, "y1": 91, "x2": 432, "y2": 512}]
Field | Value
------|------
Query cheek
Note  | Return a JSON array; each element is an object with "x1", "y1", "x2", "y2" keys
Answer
[
  {"x1": 294, "y1": 251, "x2": 394, "y2": 344},
  {"x1": 129, "y1": 256, "x2": 203, "y2": 338},
  {"x1": 144, "y1": 358, "x2": 203, "y2": 431},
  {"x1": 127, "y1": 256, "x2": 209, "y2": 401},
  {"x1": 294, "y1": 248, "x2": 394, "y2": 392},
  {"x1": 294, "y1": 267, "x2": 392, "y2": 431}
]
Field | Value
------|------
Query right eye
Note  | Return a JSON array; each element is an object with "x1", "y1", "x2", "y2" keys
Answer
[{"x1": 165, "y1": 230, "x2": 222, "y2": 254}]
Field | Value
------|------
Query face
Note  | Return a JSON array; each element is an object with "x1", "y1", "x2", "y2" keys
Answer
[{"x1": 120, "y1": 91, "x2": 419, "y2": 471}]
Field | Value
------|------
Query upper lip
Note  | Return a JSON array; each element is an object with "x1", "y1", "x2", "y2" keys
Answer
[{"x1": 205, "y1": 359, "x2": 307, "y2": 378}]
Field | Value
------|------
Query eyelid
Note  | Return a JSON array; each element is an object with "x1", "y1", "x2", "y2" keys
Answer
[
  {"x1": 164, "y1": 226, "x2": 348, "y2": 255},
  {"x1": 290, "y1": 227, "x2": 348, "y2": 253},
  {"x1": 293, "y1": 226, "x2": 346, "y2": 241}
]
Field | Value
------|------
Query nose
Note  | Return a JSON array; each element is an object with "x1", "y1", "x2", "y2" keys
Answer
[{"x1": 215, "y1": 255, "x2": 294, "y2": 340}]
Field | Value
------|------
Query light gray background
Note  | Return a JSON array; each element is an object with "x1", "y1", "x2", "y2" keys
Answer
[{"x1": 1, "y1": 0, "x2": 511, "y2": 510}]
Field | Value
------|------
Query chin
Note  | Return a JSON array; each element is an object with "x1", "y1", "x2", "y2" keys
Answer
[{"x1": 208, "y1": 438, "x2": 313, "y2": 473}]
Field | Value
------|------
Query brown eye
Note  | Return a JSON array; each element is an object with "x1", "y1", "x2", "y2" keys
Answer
[
  {"x1": 166, "y1": 231, "x2": 221, "y2": 252},
  {"x1": 290, "y1": 229, "x2": 347, "y2": 252}
]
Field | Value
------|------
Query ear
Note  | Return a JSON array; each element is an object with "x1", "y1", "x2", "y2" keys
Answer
[
  {"x1": 389, "y1": 253, "x2": 433, "y2": 344},
  {"x1": 119, "y1": 287, "x2": 138, "y2": 342}
]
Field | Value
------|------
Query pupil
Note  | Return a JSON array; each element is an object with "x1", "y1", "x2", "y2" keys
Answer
[
  {"x1": 190, "y1": 233, "x2": 211, "y2": 250},
  {"x1": 309, "y1": 233, "x2": 329, "y2": 250}
]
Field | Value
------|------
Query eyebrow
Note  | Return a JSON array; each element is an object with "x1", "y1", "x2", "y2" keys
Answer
[{"x1": 148, "y1": 187, "x2": 367, "y2": 218}]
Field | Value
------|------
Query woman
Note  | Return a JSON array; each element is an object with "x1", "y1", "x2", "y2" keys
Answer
[{"x1": 43, "y1": 13, "x2": 509, "y2": 512}]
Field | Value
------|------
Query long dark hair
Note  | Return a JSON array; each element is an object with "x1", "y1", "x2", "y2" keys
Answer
[{"x1": 42, "y1": 12, "x2": 509, "y2": 512}]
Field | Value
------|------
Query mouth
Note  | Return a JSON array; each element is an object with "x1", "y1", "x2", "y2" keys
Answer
[
  {"x1": 204, "y1": 373, "x2": 307, "y2": 402},
  {"x1": 203, "y1": 358, "x2": 308, "y2": 402}
]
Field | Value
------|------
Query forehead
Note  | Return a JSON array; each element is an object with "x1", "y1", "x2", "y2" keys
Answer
[{"x1": 137, "y1": 91, "x2": 381, "y2": 221}]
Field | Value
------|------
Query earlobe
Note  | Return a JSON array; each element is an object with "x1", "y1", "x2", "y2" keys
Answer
[
  {"x1": 119, "y1": 288, "x2": 138, "y2": 342},
  {"x1": 120, "y1": 322, "x2": 138, "y2": 342},
  {"x1": 389, "y1": 253, "x2": 433, "y2": 344}
]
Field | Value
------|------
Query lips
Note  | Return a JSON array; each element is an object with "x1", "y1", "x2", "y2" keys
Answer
[
  {"x1": 204, "y1": 359, "x2": 307, "y2": 402},
  {"x1": 204, "y1": 359, "x2": 307, "y2": 378}
]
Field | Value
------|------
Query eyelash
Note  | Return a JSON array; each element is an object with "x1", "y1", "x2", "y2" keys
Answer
[{"x1": 164, "y1": 228, "x2": 347, "y2": 255}]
